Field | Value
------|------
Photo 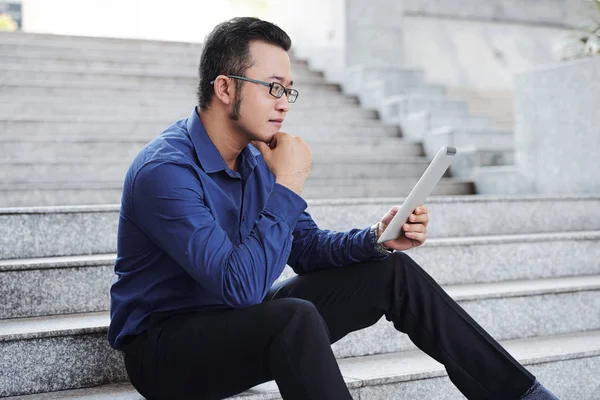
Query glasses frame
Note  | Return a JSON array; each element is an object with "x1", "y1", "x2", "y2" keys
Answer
[{"x1": 210, "y1": 75, "x2": 299, "y2": 103}]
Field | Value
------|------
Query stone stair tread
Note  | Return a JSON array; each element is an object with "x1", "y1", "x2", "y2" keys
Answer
[
  {"x1": 2, "y1": 274, "x2": 598, "y2": 341},
  {"x1": 0, "y1": 49, "x2": 307, "y2": 67},
  {"x1": 431, "y1": 126, "x2": 513, "y2": 134},
  {"x1": 0, "y1": 192, "x2": 596, "y2": 213},
  {"x1": 0, "y1": 136, "x2": 416, "y2": 146},
  {"x1": 457, "y1": 146, "x2": 514, "y2": 152},
  {"x1": 447, "y1": 274, "x2": 600, "y2": 300},
  {"x1": 0, "y1": 79, "x2": 332, "y2": 91},
  {"x1": 0, "y1": 157, "x2": 433, "y2": 166},
  {"x1": 425, "y1": 230, "x2": 600, "y2": 246},
  {"x1": 339, "y1": 329, "x2": 600, "y2": 382},
  {"x1": 0, "y1": 62, "x2": 309, "y2": 75},
  {"x1": 0, "y1": 126, "x2": 399, "y2": 138},
  {"x1": 477, "y1": 165, "x2": 519, "y2": 172},
  {"x1": 2, "y1": 229, "x2": 598, "y2": 271},
  {"x1": 5, "y1": 330, "x2": 600, "y2": 400},
  {"x1": 0, "y1": 69, "x2": 325, "y2": 86},
  {"x1": 0, "y1": 311, "x2": 108, "y2": 341},
  {"x1": 0, "y1": 115, "x2": 384, "y2": 124},
  {"x1": 0, "y1": 176, "x2": 470, "y2": 190},
  {"x1": 0, "y1": 254, "x2": 115, "y2": 271}
]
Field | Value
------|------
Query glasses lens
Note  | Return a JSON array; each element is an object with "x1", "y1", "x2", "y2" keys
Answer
[
  {"x1": 270, "y1": 83, "x2": 285, "y2": 98},
  {"x1": 287, "y1": 89, "x2": 298, "y2": 103}
]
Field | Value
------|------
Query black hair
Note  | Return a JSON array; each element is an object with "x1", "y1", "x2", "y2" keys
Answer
[{"x1": 197, "y1": 17, "x2": 292, "y2": 111}]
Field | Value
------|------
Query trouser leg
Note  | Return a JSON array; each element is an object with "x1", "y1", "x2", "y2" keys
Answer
[
  {"x1": 123, "y1": 298, "x2": 353, "y2": 400},
  {"x1": 266, "y1": 251, "x2": 535, "y2": 399}
]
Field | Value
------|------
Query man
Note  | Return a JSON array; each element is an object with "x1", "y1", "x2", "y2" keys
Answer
[{"x1": 108, "y1": 17, "x2": 559, "y2": 400}]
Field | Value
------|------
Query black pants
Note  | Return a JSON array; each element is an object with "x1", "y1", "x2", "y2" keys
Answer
[{"x1": 122, "y1": 252, "x2": 535, "y2": 400}]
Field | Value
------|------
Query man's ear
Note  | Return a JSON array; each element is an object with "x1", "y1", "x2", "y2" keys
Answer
[{"x1": 212, "y1": 75, "x2": 233, "y2": 105}]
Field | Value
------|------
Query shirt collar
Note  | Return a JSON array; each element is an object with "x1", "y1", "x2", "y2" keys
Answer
[{"x1": 187, "y1": 107, "x2": 261, "y2": 174}]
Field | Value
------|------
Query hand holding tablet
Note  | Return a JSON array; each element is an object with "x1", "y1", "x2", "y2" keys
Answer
[{"x1": 377, "y1": 146, "x2": 457, "y2": 244}]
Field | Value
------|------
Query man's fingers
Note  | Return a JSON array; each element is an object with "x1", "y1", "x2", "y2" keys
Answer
[
  {"x1": 404, "y1": 231, "x2": 426, "y2": 243},
  {"x1": 403, "y1": 223, "x2": 426, "y2": 234},
  {"x1": 408, "y1": 213, "x2": 428, "y2": 224},
  {"x1": 414, "y1": 205, "x2": 428, "y2": 215}
]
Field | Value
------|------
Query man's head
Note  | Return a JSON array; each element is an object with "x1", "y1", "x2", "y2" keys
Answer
[{"x1": 198, "y1": 17, "x2": 294, "y2": 143}]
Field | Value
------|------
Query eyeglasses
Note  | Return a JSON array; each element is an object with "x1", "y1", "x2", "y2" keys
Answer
[{"x1": 210, "y1": 75, "x2": 299, "y2": 103}]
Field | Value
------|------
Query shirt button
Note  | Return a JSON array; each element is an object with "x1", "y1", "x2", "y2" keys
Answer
[{"x1": 242, "y1": 215, "x2": 246, "y2": 221}]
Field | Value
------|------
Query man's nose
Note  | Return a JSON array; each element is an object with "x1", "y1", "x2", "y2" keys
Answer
[{"x1": 275, "y1": 96, "x2": 289, "y2": 113}]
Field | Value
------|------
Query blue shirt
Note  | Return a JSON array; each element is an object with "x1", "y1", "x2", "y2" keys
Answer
[{"x1": 108, "y1": 108, "x2": 389, "y2": 349}]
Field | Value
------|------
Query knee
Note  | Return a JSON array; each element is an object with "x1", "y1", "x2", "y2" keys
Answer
[
  {"x1": 380, "y1": 251, "x2": 415, "y2": 270},
  {"x1": 269, "y1": 298, "x2": 330, "y2": 339},
  {"x1": 387, "y1": 251, "x2": 427, "y2": 280},
  {"x1": 271, "y1": 298, "x2": 323, "y2": 324},
  {"x1": 390, "y1": 251, "x2": 415, "y2": 266}
]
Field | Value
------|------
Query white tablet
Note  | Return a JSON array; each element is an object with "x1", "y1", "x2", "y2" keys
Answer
[{"x1": 377, "y1": 146, "x2": 457, "y2": 244}]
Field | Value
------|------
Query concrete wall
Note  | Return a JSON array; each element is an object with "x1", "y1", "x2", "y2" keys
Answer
[
  {"x1": 291, "y1": 0, "x2": 594, "y2": 126},
  {"x1": 514, "y1": 55, "x2": 600, "y2": 194},
  {"x1": 403, "y1": 0, "x2": 594, "y2": 27},
  {"x1": 398, "y1": 0, "x2": 594, "y2": 127}
]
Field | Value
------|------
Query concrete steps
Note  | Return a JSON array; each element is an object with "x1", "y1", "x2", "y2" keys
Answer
[
  {"x1": 0, "y1": 78, "x2": 340, "y2": 95},
  {"x1": 0, "y1": 54, "x2": 197, "y2": 74},
  {"x1": 474, "y1": 165, "x2": 521, "y2": 195},
  {"x1": 2, "y1": 196, "x2": 598, "y2": 259},
  {"x1": 447, "y1": 147, "x2": 514, "y2": 179},
  {"x1": 1, "y1": 32, "x2": 597, "y2": 400},
  {"x1": 400, "y1": 113, "x2": 496, "y2": 140},
  {"x1": 4, "y1": 330, "x2": 600, "y2": 399},
  {"x1": 344, "y1": 67, "x2": 426, "y2": 96},
  {"x1": 0, "y1": 120, "x2": 400, "y2": 139},
  {"x1": 0, "y1": 83, "x2": 350, "y2": 101},
  {"x1": 361, "y1": 80, "x2": 448, "y2": 110},
  {"x1": 0, "y1": 138, "x2": 424, "y2": 162},
  {"x1": 0, "y1": 61, "x2": 323, "y2": 79},
  {"x1": 1, "y1": 279, "x2": 598, "y2": 397},
  {"x1": 0, "y1": 31, "x2": 203, "y2": 51},
  {"x1": 0, "y1": 65, "x2": 323, "y2": 88},
  {"x1": 0, "y1": 108, "x2": 379, "y2": 123},
  {"x1": 3, "y1": 231, "x2": 599, "y2": 319},
  {"x1": 425, "y1": 127, "x2": 514, "y2": 152},
  {"x1": 0, "y1": 177, "x2": 471, "y2": 207},
  {"x1": 0, "y1": 157, "x2": 440, "y2": 183},
  {"x1": 381, "y1": 95, "x2": 471, "y2": 121},
  {"x1": 330, "y1": 275, "x2": 600, "y2": 357},
  {"x1": 0, "y1": 98, "x2": 366, "y2": 116},
  {"x1": 0, "y1": 94, "x2": 359, "y2": 107}
]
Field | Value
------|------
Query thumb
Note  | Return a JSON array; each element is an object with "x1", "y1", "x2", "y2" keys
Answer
[{"x1": 381, "y1": 205, "x2": 401, "y2": 225}]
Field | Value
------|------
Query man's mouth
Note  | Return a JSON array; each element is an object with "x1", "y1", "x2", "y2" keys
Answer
[{"x1": 269, "y1": 119, "x2": 284, "y2": 127}]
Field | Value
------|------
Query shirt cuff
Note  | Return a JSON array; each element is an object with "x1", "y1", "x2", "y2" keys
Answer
[
  {"x1": 263, "y1": 183, "x2": 308, "y2": 229},
  {"x1": 370, "y1": 223, "x2": 394, "y2": 258}
]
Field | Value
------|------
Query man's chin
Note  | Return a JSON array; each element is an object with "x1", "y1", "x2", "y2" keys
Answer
[
  {"x1": 258, "y1": 130, "x2": 277, "y2": 143},
  {"x1": 248, "y1": 133, "x2": 274, "y2": 145}
]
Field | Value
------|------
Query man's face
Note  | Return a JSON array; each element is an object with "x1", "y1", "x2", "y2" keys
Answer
[{"x1": 232, "y1": 40, "x2": 293, "y2": 143}]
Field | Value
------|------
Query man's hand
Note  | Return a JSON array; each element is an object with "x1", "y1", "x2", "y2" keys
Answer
[
  {"x1": 377, "y1": 205, "x2": 428, "y2": 251},
  {"x1": 252, "y1": 132, "x2": 312, "y2": 195}
]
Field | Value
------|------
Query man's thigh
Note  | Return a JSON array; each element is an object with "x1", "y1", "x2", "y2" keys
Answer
[
  {"x1": 126, "y1": 299, "x2": 305, "y2": 400},
  {"x1": 264, "y1": 253, "x2": 398, "y2": 344}
]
